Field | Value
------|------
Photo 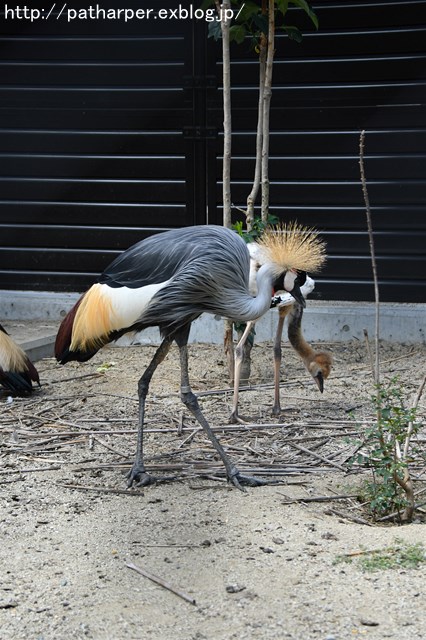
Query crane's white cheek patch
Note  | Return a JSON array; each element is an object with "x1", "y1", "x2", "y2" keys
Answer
[{"x1": 284, "y1": 271, "x2": 297, "y2": 292}]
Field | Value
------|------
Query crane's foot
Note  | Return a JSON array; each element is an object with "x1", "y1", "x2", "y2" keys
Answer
[
  {"x1": 228, "y1": 410, "x2": 247, "y2": 425},
  {"x1": 126, "y1": 466, "x2": 178, "y2": 488},
  {"x1": 228, "y1": 467, "x2": 281, "y2": 491},
  {"x1": 126, "y1": 463, "x2": 156, "y2": 488},
  {"x1": 272, "y1": 404, "x2": 281, "y2": 417}
]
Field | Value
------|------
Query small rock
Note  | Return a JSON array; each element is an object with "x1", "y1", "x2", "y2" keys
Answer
[
  {"x1": 360, "y1": 617, "x2": 379, "y2": 627},
  {"x1": 0, "y1": 598, "x2": 18, "y2": 609},
  {"x1": 272, "y1": 537, "x2": 285, "y2": 545},
  {"x1": 226, "y1": 584, "x2": 246, "y2": 594},
  {"x1": 322, "y1": 532, "x2": 338, "y2": 541},
  {"x1": 260, "y1": 546, "x2": 275, "y2": 554}
]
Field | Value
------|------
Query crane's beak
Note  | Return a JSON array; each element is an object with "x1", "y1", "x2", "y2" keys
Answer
[
  {"x1": 290, "y1": 282, "x2": 306, "y2": 308},
  {"x1": 314, "y1": 371, "x2": 324, "y2": 393}
]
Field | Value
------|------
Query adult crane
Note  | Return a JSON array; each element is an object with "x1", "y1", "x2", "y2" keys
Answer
[
  {"x1": 55, "y1": 224, "x2": 323, "y2": 490},
  {"x1": 0, "y1": 324, "x2": 40, "y2": 396}
]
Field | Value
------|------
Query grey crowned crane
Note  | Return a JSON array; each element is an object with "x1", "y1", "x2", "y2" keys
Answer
[{"x1": 55, "y1": 224, "x2": 323, "y2": 490}]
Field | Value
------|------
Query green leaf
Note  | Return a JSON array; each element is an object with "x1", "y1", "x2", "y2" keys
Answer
[
  {"x1": 208, "y1": 20, "x2": 223, "y2": 41},
  {"x1": 229, "y1": 24, "x2": 247, "y2": 44},
  {"x1": 289, "y1": 0, "x2": 319, "y2": 29},
  {"x1": 235, "y1": 0, "x2": 260, "y2": 23},
  {"x1": 276, "y1": 0, "x2": 289, "y2": 17},
  {"x1": 283, "y1": 25, "x2": 303, "y2": 42},
  {"x1": 252, "y1": 13, "x2": 269, "y2": 35},
  {"x1": 200, "y1": 0, "x2": 215, "y2": 10}
]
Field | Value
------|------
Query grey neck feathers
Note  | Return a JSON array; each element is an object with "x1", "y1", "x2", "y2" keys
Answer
[{"x1": 230, "y1": 263, "x2": 277, "y2": 322}]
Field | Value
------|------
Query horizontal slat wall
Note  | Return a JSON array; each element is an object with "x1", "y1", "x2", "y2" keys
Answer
[
  {"x1": 0, "y1": 0, "x2": 425, "y2": 303},
  {"x1": 210, "y1": 0, "x2": 426, "y2": 302},
  {"x1": 0, "y1": 1, "x2": 200, "y2": 291}
]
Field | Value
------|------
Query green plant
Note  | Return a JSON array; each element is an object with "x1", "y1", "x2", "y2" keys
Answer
[
  {"x1": 351, "y1": 377, "x2": 422, "y2": 521},
  {"x1": 205, "y1": 0, "x2": 318, "y2": 47},
  {"x1": 334, "y1": 539, "x2": 426, "y2": 572},
  {"x1": 232, "y1": 213, "x2": 279, "y2": 243}
]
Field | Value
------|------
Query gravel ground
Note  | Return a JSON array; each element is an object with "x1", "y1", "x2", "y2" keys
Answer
[{"x1": 1, "y1": 336, "x2": 425, "y2": 640}]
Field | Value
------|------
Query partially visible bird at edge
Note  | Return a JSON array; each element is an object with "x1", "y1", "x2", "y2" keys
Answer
[
  {"x1": 55, "y1": 223, "x2": 325, "y2": 490},
  {"x1": 0, "y1": 323, "x2": 40, "y2": 396}
]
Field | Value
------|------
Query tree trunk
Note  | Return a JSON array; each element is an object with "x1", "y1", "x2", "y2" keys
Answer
[
  {"x1": 261, "y1": 0, "x2": 275, "y2": 223},
  {"x1": 221, "y1": 0, "x2": 232, "y2": 229},
  {"x1": 246, "y1": 35, "x2": 267, "y2": 232},
  {"x1": 219, "y1": 0, "x2": 234, "y2": 380}
]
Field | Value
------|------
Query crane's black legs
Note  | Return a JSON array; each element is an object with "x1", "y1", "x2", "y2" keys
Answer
[
  {"x1": 127, "y1": 335, "x2": 174, "y2": 487},
  {"x1": 128, "y1": 325, "x2": 279, "y2": 490},
  {"x1": 175, "y1": 328, "x2": 275, "y2": 491}
]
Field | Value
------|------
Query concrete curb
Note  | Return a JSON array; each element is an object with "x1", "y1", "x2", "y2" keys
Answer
[{"x1": 1, "y1": 290, "x2": 425, "y2": 364}]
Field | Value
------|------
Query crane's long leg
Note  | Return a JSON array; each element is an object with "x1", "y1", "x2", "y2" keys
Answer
[
  {"x1": 229, "y1": 320, "x2": 255, "y2": 424},
  {"x1": 175, "y1": 326, "x2": 275, "y2": 490},
  {"x1": 272, "y1": 305, "x2": 292, "y2": 416},
  {"x1": 272, "y1": 313, "x2": 285, "y2": 416},
  {"x1": 127, "y1": 335, "x2": 174, "y2": 487}
]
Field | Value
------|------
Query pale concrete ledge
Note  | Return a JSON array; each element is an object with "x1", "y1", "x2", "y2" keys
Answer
[{"x1": 1, "y1": 290, "x2": 424, "y2": 363}]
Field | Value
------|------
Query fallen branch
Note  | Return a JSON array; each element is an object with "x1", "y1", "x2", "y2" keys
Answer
[
  {"x1": 60, "y1": 483, "x2": 145, "y2": 496},
  {"x1": 278, "y1": 493, "x2": 357, "y2": 504},
  {"x1": 286, "y1": 441, "x2": 347, "y2": 472},
  {"x1": 125, "y1": 561, "x2": 196, "y2": 605},
  {"x1": 325, "y1": 508, "x2": 372, "y2": 526},
  {"x1": 48, "y1": 372, "x2": 104, "y2": 385},
  {"x1": 0, "y1": 465, "x2": 62, "y2": 475}
]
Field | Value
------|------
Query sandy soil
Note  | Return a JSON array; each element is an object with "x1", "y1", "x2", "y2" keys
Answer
[{"x1": 1, "y1": 336, "x2": 425, "y2": 640}]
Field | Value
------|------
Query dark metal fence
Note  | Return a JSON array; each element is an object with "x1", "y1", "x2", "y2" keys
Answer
[{"x1": 0, "y1": 0, "x2": 425, "y2": 301}]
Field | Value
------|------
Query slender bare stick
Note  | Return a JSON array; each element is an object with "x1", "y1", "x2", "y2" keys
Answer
[
  {"x1": 359, "y1": 130, "x2": 380, "y2": 385},
  {"x1": 61, "y1": 483, "x2": 145, "y2": 496},
  {"x1": 287, "y1": 442, "x2": 346, "y2": 472},
  {"x1": 126, "y1": 561, "x2": 196, "y2": 605},
  {"x1": 363, "y1": 328, "x2": 375, "y2": 379},
  {"x1": 279, "y1": 494, "x2": 357, "y2": 504}
]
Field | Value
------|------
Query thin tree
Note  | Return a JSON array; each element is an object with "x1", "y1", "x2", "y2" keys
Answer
[
  {"x1": 219, "y1": 0, "x2": 233, "y2": 229},
  {"x1": 215, "y1": 0, "x2": 236, "y2": 376},
  {"x1": 260, "y1": 0, "x2": 275, "y2": 222},
  {"x1": 206, "y1": 0, "x2": 318, "y2": 381}
]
